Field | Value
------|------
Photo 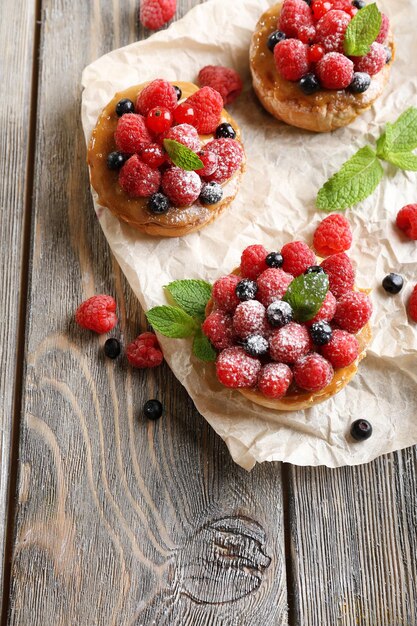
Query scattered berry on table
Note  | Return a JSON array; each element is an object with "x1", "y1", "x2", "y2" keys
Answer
[
  {"x1": 409, "y1": 285, "x2": 417, "y2": 323},
  {"x1": 267, "y1": 30, "x2": 287, "y2": 51},
  {"x1": 307, "y1": 43, "x2": 325, "y2": 63},
  {"x1": 115, "y1": 113, "x2": 152, "y2": 154},
  {"x1": 164, "y1": 123, "x2": 201, "y2": 153},
  {"x1": 279, "y1": 0, "x2": 315, "y2": 38},
  {"x1": 119, "y1": 155, "x2": 161, "y2": 198},
  {"x1": 266, "y1": 252, "x2": 284, "y2": 268},
  {"x1": 127, "y1": 332, "x2": 163, "y2": 368},
  {"x1": 215, "y1": 123, "x2": 237, "y2": 139},
  {"x1": 161, "y1": 167, "x2": 201, "y2": 206},
  {"x1": 316, "y1": 52, "x2": 354, "y2": 89},
  {"x1": 350, "y1": 419, "x2": 372, "y2": 441},
  {"x1": 146, "y1": 106, "x2": 173, "y2": 134},
  {"x1": 216, "y1": 347, "x2": 261, "y2": 388},
  {"x1": 198, "y1": 65, "x2": 243, "y2": 105},
  {"x1": 352, "y1": 42, "x2": 387, "y2": 76},
  {"x1": 274, "y1": 39, "x2": 310, "y2": 82},
  {"x1": 173, "y1": 102, "x2": 196, "y2": 126},
  {"x1": 136, "y1": 79, "x2": 178, "y2": 115},
  {"x1": 240, "y1": 244, "x2": 269, "y2": 280},
  {"x1": 258, "y1": 363, "x2": 293, "y2": 398},
  {"x1": 148, "y1": 192, "x2": 170, "y2": 214},
  {"x1": 382, "y1": 273, "x2": 404, "y2": 295},
  {"x1": 305, "y1": 265, "x2": 325, "y2": 275},
  {"x1": 313, "y1": 213, "x2": 353, "y2": 256},
  {"x1": 196, "y1": 151, "x2": 218, "y2": 177},
  {"x1": 309, "y1": 320, "x2": 333, "y2": 345},
  {"x1": 321, "y1": 328, "x2": 359, "y2": 368},
  {"x1": 281, "y1": 241, "x2": 316, "y2": 276},
  {"x1": 269, "y1": 322, "x2": 311, "y2": 363},
  {"x1": 199, "y1": 182, "x2": 223, "y2": 205},
  {"x1": 293, "y1": 353, "x2": 334, "y2": 391},
  {"x1": 396, "y1": 204, "x2": 417, "y2": 240},
  {"x1": 316, "y1": 9, "x2": 351, "y2": 53},
  {"x1": 107, "y1": 151, "x2": 127, "y2": 170},
  {"x1": 202, "y1": 310, "x2": 234, "y2": 350},
  {"x1": 233, "y1": 300, "x2": 267, "y2": 338},
  {"x1": 182, "y1": 86, "x2": 224, "y2": 134},
  {"x1": 256, "y1": 268, "x2": 294, "y2": 307},
  {"x1": 349, "y1": 72, "x2": 371, "y2": 93},
  {"x1": 267, "y1": 300, "x2": 294, "y2": 328},
  {"x1": 75, "y1": 295, "x2": 117, "y2": 334},
  {"x1": 140, "y1": 143, "x2": 166, "y2": 169},
  {"x1": 242, "y1": 334, "x2": 269, "y2": 357},
  {"x1": 235, "y1": 279, "x2": 258, "y2": 301},
  {"x1": 305, "y1": 290, "x2": 336, "y2": 326},
  {"x1": 299, "y1": 73, "x2": 321, "y2": 95},
  {"x1": 334, "y1": 291, "x2": 373, "y2": 333},
  {"x1": 143, "y1": 399, "x2": 163, "y2": 421},
  {"x1": 320, "y1": 252, "x2": 355, "y2": 298},
  {"x1": 212, "y1": 274, "x2": 241, "y2": 312},
  {"x1": 204, "y1": 138, "x2": 244, "y2": 184},
  {"x1": 139, "y1": 0, "x2": 177, "y2": 30},
  {"x1": 104, "y1": 337, "x2": 121, "y2": 359},
  {"x1": 376, "y1": 13, "x2": 390, "y2": 44},
  {"x1": 115, "y1": 98, "x2": 135, "y2": 117}
]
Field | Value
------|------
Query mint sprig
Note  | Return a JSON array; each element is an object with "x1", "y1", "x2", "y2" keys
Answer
[
  {"x1": 163, "y1": 138, "x2": 203, "y2": 171},
  {"x1": 344, "y1": 3, "x2": 382, "y2": 57},
  {"x1": 193, "y1": 328, "x2": 217, "y2": 362},
  {"x1": 165, "y1": 280, "x2": 212, "y2": 321},
  {"x1": 283, "y1": 273, "x2": 329, "y2": 323},
  {"x1": 145, "y1": 306, "x2": 198, "y2": 338}
]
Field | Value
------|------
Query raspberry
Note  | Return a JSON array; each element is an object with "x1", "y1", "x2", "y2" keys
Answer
[
  {"x1": 139, "y1": 0, "x2": 176, "y2": 30},
  {"x1": 281, "y1": 241, "x2": 316, "y2": 276},
  {"x1": 136, "y1": 79, "x2": 178, "y2": 115},
  {"x1": 409, "y1": 285, "x2": 417, "y2": 323},
  {"x1": 316, "y1": 52, "x2": 354, "y2": 89},
  {"x1": 274, "y1": 39, "x2": 310, "y2": 82},
  {"x1": 305, "y1": 290, "x2": 337, "y2": 326},
  {"x1": 240, "y1": 244, "x2": 269, "y2": 280},
  {"x1": 202, "y1": 311, "x2": 234, "y2": 350},
  {"x1": 258, "y1": 363, "x2": 293, "y2": 399},
  {"x1": 321, "y1": 329, "x2": 359, "y2": 368},
  {"x1": 233, "y1": 300, "x2": 267, "y2": 339},
  {"x1": 198, "y1": 66, "x2": 243, "y2": 105},
  {"x1": 334, "y1": 291, "x2": 372, "y2": 333},
  {"x1": 196, "y1": 150, "x2": 218, "y2": 177},
  {"x1": 352, "y1": 42, "x2": 386, "y2": 76},
  {"x1": 161, "y1": 167, "x2": 201, "y2": 206},
  {"x1": 216, "y1": 347, "x2": 261, "y2": 388},
  {"x1": 396, "y1": 204, "x2": 417, "y2": 240},
  {"x1": 140, "y1": 143, "x2": 166, "y2": 168},
  {"x1": 256, "y1": 268, "x2": 294, "y2": 307},
  {"x1": 331, "y1": 0, "x2": 355, "y2": 11},
  {"x1": 278, "y1": 0, "x2": 315, "y2": 38},
  {"x1": 164, "y1": 123, "x2": 201, "y2": 153},
  {"x1": 376, "y1": 13, "x2": 390, "y2": 44},
  {"x1": 212, "y1": 274, "x2": 241, "y2": 312},
  {"x1": 114, "y1": 113, "x2": 152, "y2": 154},
  {"x1": 269, "y1": 322, "x2": 311, "y2": 363},
  {"x1": 183, "y1": 87, "x2": 224, "y2": 134},
  {"x1": 316, "y1": 10, "x2": 351, "y2": 52},
  {"x1": 204, "y1": 139, "x2": 244, "y2": 184},
  {"x1": 298, "y1": 25, "x2": 317, "y2": 44},
  {"x1": 313, "y1": 214, "x2": 353, "y2": 256},
  {"x1": 75, "y1": 295, "x2": 117, "y2": 334},
  {"x1": 126, "y1": 334, "x2": 163, "y2": 368},
  {"x1": 320, "y1": 252, "x2": 355, "y2": 298},
  {"x1": 119, "y1": 155, "x2": 161, "y2": 197},
  {"x1": 293, "y1": 353, "x2": 334, "y2": 391}
]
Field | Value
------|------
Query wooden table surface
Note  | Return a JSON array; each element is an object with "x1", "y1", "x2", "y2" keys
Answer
[{"x1": 1, "y1": 1, "x2": 417, "y2": 624}]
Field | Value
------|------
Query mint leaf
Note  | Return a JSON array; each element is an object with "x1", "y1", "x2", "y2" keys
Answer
[
  {"x1": 316, "y1": 146, "x2": 384, "y2": 211},
  {"x1": 380, "y1": 151, "x2": 417, "y2": 171},
  {"x1": 163, "y1": 139, "x2": 203, "y2": 171},
  {"x1": 165, "y1": 280, "x2": 212, "y2": 321},
  {"x1": 192, "y1": 328, "x2": 217, "y2": 362},
  {"x1": 343, "y1": 3, "x2": 382, "y2": 56},
  {"x1": 146, "y1": 306, "x2": 198, "y2": 338},
  {"x1": 283, "y1": 273, "x2": 329, "y2": 323},
  {"x1": 377, "y1": 108, "x2": 417, "y2": 155}
]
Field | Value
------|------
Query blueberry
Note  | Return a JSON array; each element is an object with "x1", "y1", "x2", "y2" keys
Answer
[
  {"x1": 236, "y1": 279, "x2": 258, "y2": 301},
  {"x1": 267, "y1": 30, "x2": 286, "y2": 52},
  {"x1": 353, "y1": 0, "x2": 366, "y2": 8},
  {"x1": 267, "y1": 301, "x2": 293, "y2": 328},
  {"x1": 350, "y1": 419, "x2": 372, "y2": 441},
  {"x1": 199, "y1": 182, "x2": 223, "y2": 205},
  {"x1": 104, "y1": 338, "x2": 121, "y2": 359},
  {"x1": 266, "y1": 252, "x2": 283, "y2": 268},
  {"x1": 299, "y1": 73, "x2": 321, "y2": 95},
  {"x1": 144, "y1": 399, "x2": 163, "y2": 421},
  {"x1": 382, "y1": 273, "x2": 404, "y2": 294},
  {"x1": 305, "y1": 265, "x2": 325, "y2": 275},
  {"x1": 148, "y1": 192, "x2": 170, "y2": 214},
  {"x1": 107, "y1": 151, "x2": 128, "y2": 170},
  {"x1": 215, "y1": 123, "x2": 236, "y2": 139},
  {"x1": 303, "y1": 0, "x2": 312, "y2": 5},
  {"x1": 385, "y1": 46, "x2": 392, "y2": 64},
  {"x1": 115, "y1": 98, "x2": 135, "y2": 117},
  {"x1": 242, "y1": 335, "x2": 269, "y2": 357},
  {"x1": 309, "y1": 321, "x2": 332, "y2": 346},
  {"x1": 173, "y1": 85, "x2": 182, "y2": 100},
  {"x1": 349, "y1": 72, "x2": 371, "y2": 94}
]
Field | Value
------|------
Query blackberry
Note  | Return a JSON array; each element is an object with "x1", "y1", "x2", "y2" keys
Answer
[
  {"x1": 305, "y1": 265, "x2": 325, "y2": 275},
  {"x1": 349, "y1": 72, "x2": 371, "y2": 94},
  {"x1": 148, "y1": 192, "x2": 170, "y2": 214},
  {"x1": 309, "y1": 321, "x2": 332, "y2": 346},
  {"x1": 199, "y1": 182, "x2": 223, "y2": 205},
  {"x1": 242, "y1": 335, "x2": 269, "y2": 357},
  {"x1": 144, "y1": 399, "x2": 163, "y2": 421},
  {"x1": 267, "y1": 30, "x2": 286, "y2": 52},
  {"x1": 173, "y1": 85, "x2": 182, "y2": 100},
  {"x1": 107, "y1": 151, "x2": 127, "y2": 170},
  {"x1": 266, "y1": 252, "x2": 283, "y2": 268},
  {"x1": 351, "y1": 419, "x2": 372, "y2": 441},
  {"x1": 115, "y1": 98, "x2": 135, "y2": 116},
  {"x1": 299, "y1": 73, "x2": 320, "y2": 95},
  {"x1": 215, "y1": 123, "x2": 236, "y2": 139},
  {"x1": 267, "y1": 301, "x2": 293, "y2": 328},
  {"x1": 104, "y1": 338, "x2": 121, "y2": 359},
  {"x1": 382, "y1": 273, "x2": 403, "y2": 294}
]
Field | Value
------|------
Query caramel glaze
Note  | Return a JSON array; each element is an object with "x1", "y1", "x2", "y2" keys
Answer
[
  {"x1": 249, "y1": 3, "x2": 395, "y2": 132},
  {"x1": 87, "y1": 82, "x2": 245, "y2": 237}
]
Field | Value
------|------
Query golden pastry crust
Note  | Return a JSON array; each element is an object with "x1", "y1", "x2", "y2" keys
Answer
[
  {"x1": 249, "y1": 3, "x2": 395, "y2": 133},
  {"x1": 87, "y1": 81, "x2": 245, "y2": 236}
]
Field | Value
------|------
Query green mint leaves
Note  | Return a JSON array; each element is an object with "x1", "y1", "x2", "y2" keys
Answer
[
  {"x1": 283, "y1": 273, "x2": 329, "y2": 323},
  {"x1": 344, "y1": 3, "x2": 382, "y2": 57},
  {"x1": 165, "y1": 280, "x2": 212, "y2": 321},
  {"x1": 316, "y1": 107, "x2": 417, "y2": 211},
  {"x1": 163, "y1": 138, "x2": 203, "y2": 171},
  {"x1": 193, "y1": 328, "x2": 217, "y2": 362},
  {"x1": 145, "y1": 306, "x2": 198, "y2": 338}
]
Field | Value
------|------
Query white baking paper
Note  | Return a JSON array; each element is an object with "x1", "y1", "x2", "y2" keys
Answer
[{"x1": 81, "y1": 0, "x2": 417, "y2": 470}]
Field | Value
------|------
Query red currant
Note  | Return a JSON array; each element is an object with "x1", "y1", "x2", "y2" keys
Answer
[
  {"x1": 312, "y1": 0, "x2": 333, "y2": 20},
  {"x1": 173, "y1": 102, "x2": 196, "y2": 126},
  {"x1": 346, "y1": 5, "x2": 358, "y2": 16},
  {"x1": 308, "y1": 43, "x2": 325, "y2": 63},
  {"x1": 146, "y1": 107, "x2": 173, "y2": 134},
  {"x1": 140, "y1": 143, "x2": 166, "y2": 168}
]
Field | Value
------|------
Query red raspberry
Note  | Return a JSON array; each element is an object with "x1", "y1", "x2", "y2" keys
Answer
[
  {"x1": 196, "y1": 150, "x2": 218, "y2": 177},
  {"x1": 331, "y1": 0, "x2": 355, "y2": 11},
  {"x1": 305, "y1": 290, "x2": 337, "y2": 327},
  {"x1": 274, "y1": 39, "x2": 310, "y2": 82},
  {"x1": 308, "y1": 43, "x2": 325, "y2": 63},
  {"x1": 163, "y1": 123, "x2": 201, "y2": 153},
  {"x1": 202, "y1": 311, "x2": 234, "y2": 350},
  {"x1": 258, "y1": 363, "x2": 293, "y2": 399},
  {"x1": 198, "y1": 66, "x2": 243, "y2": 105},
  {"x1": 204, "y1": 139, "x2": 245, "y2": 184},
  {"x1": 114, "y1": 113, "x2": 152, "y2": 154},
  {"x1": 240, "y1": 244, "x2": 269, "y2": 280},
  {"x1": 269, "y1": 322, "x2": 312, "y2": 363},
  {"x1": 313, "y1": 214, "x2": 353, "y2": 256},
  {"x1": 316, "y1": 52, "x2": 354, "y2": 89},
  {"x1": 278, "y1": 0, "x2": 315, "y2": 38},
  {"x1": 298, "y1": 25, "x2": 317, "y2": 44},
  {"x1": 183, "y1": 87, "x2": 223, "y2": 134},
  {"x1": 256, "y1": 268, "x2": 294, "y2": 307},
  {"x1": 281, "y1": 241, "x2": 316, "y2": 277},
  {"x1": 212, "y1": 274, "x2": 241, "y2": 312},
  {"x1": 352, "y1": 42, "x2": 386, "y2": 76},
  {"x1": 136, "y1": 79, "x2": 178, "y2": 115},
  {"x1": 334, "y1": 291, "x2": 372, "y2": 333},
  {"x1": 161, "y1": 167, "x2": 201, "y2": 206},
  {"x1": 312, "y1": 0, "x2": 333, "y2": 21},
  {"x1": 321, "y1": 329, "x2": 359, "y2": 368},
  {"x1": 320, "y1": 252, "x2": 355, "y2": 298},
  {"x1": 396, "y1": 204, "x2": 417, "y2": 240},
  {"x1": 316, "y1": 10, "x2": 351, "y2": 52},
  {"x1": 140, "y1": 143, "x2": 166, "y2": 168},
  {"x1": 119, "y1": 155, "x2": 161, "y2": 197},
  {"x1": 139, "y1": 0, "x2": 176, "y2": 29},
  {"x1": 409, "y1": 285, "x2": 417, "y2": 323},
  {"x1": 293, "y1": 353, "x2": 334, "y2": 391},
  {"x1": 216, "y1": 347, "x2": 261, "y2": 388},
  {"x1": 75, "y1": 295, "x2": 117, "y2": 334},
  {"x1": 233, "y1": 300, "x2": 267, "y2": 339},
  {"x1": 376, "y1": 13, "x2": 390, "y2": 44},
  {"x1": 127, "y1": 333, "x2": 163, "y2": 368}
]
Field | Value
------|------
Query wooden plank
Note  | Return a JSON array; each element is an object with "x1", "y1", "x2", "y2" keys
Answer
[
  {"x1": 6, "y1": 1, "x2": 288, "y2": 624},
  {"x1": 288, "y1": 449, "x2": 417, "y2": 625},
  {"x1": 0, "y1": 0, "x2": 37, "y2": 607}
]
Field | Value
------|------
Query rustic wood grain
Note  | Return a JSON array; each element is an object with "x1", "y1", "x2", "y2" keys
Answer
[{"x1": 6, "y1": 1, "x2": 288, "y2": 624}]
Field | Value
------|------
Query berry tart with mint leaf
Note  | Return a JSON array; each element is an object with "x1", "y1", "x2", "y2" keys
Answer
[
  {"x1": 250, "y1": 0, "x2": 394, "y2": 132},
  {"x1": 88, "y1": 80, "x2": 245, "y2": 237}
]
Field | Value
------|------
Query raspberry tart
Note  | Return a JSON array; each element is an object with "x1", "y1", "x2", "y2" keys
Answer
[
  {"x1": 88, "y1": 80, "x2": 245, "y2": 236},
  {"x1": 250, "y1": 0, "x2": 394, "y2": 132}
]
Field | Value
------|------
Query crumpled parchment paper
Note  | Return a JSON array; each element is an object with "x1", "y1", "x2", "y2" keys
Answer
[{"x1": 81, "y1": 0, "x2": 417, "y2": 470}]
